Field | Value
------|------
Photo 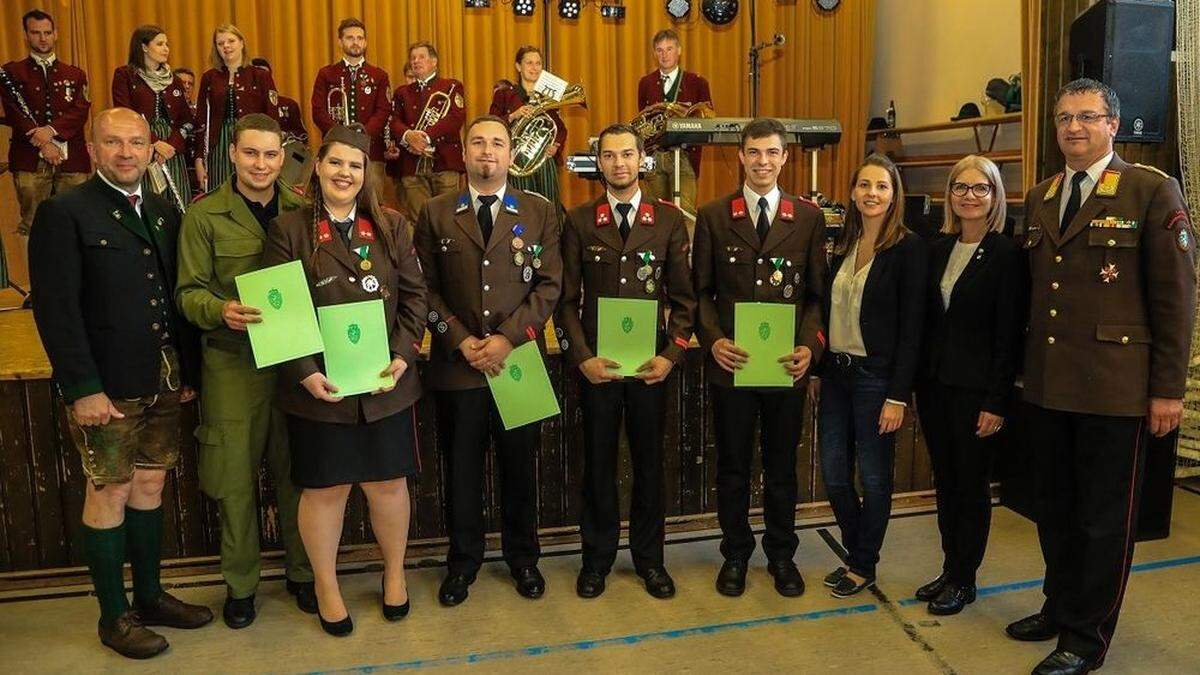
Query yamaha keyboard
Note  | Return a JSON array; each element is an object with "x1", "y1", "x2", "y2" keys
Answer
[{"x1": 661, "y1": 118, "x2": 842, "y2": 148}]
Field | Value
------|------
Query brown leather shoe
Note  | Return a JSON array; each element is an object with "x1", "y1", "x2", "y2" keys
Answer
[
  {"x1": 134, "y1": 591, "x2": 214, "y2": 629},
  {"x1": 98, "y1": 611, "x2": 169, "y2": 659}
]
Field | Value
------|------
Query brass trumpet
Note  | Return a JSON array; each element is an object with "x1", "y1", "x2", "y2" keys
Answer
[
  {"x1": 509, "y1": 82, "x2": 586, "y2": 178},
  {"x1": 629, "y1": 100, "x2": 714, "y2": 153},
  {"x1": 413, "y1": 83, "x2": 455, "y2": 175},
  {"x1": 328, "y1": 76, "x2": 350, "y2": 125}
]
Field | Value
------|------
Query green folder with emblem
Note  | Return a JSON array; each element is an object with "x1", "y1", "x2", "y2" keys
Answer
[
  {"x1": 486, "y1": 341, "x2": 561, "y2": 430},
  {"x1": 317, "y1": 299, "x2": 393, "y2": 397},
  {"x1": 734, "y1": 302, "x2": 796, "y2": 388},
  {"x1": 234, "y1": 260, "x2": 324, "y2": 368},
  {"x1": 597, "y1": 297, "x2": 659, "y2": 377}
]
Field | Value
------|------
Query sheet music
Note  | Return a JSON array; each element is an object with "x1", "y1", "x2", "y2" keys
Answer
[{"x1": 533, "y1": 70, "x2": 568, "y2": 101}]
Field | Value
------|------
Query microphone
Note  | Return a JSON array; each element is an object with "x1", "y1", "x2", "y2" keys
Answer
[{"x1": 774, "y1": 33, "x2": 786, "y2": 46}]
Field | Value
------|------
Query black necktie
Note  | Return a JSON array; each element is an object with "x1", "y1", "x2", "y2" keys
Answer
[
  {"x1": 332, "y1": 218, "x2": 353, "y2": 246},
  {"x1": 477, "y1": 194, "x2": 498, "y2": 243},
  {"x1": 1060, "y1": 171, "x2": 1087, "y2": 234},
  {"x1": 756, "y1": 196, "x2": 770, "y2": 242},
  {"x1": 616, "y1": 202, "x2": 633, "y2": 242}
]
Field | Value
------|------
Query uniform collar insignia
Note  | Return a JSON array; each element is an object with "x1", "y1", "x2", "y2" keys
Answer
[
  {"x1": 779, "y1": 198, "x2": 795, "y2": 221},
  {"x1": 637, "y1": 203, "x2": 655, "y2": 226},
  {"x1": 1095, "y1": 169, "x2": 1121, "y2": 197},
  {"x1": 355, "y1": 216, "x2": 375, "y2": 242},
  {"x1": 731, "y1": 196, "x2": 748, "y2": 219},
  {"x1": 1043, "y1": 173, "x2": 1063, "y2": 202},
  {"x1": 455, "y1": 194, "x2": 470, "y2": 213},
  {"x1": 503, "y1": 193, "x2": 519, "y2": 214},
  {"x1": 595, "y1": 202, "x2": 613, "y2": 226},
  {"x1": 317, "y1": 220, "x2": 334, "y2": 244}
]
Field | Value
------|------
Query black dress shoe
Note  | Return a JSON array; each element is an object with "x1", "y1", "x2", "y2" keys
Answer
[
  {"x1": 767, "y1": 561, "x2": 806, "y2": 597},
  {"x1": 927, "y1": 584, "x2": 976, "y2": 615},
  {"x1": 439, "y1": 573, "x2": 473, "y2": 607},
  {"x1": 830, "y1": 572, "x2": 875, "y2": 598},
  {"x1": 639, "y1": 567, "x2": 676, "y2": 599},
  {"x1": 915, "y1": 573, "x2": 948, "y2": 601},
  {"x1": 381, "y1": 579, "x2": 410, "y2": 621},
  {"x1": 98, "y1": 611, "x2": 169, "y2": 659},
  {"x1": 576, "y1": 569, "x2": 606, "y2": 599},
  {"x1": 1006, "y1": 612, "x2": 1058, "y2": 642},
  {"x1": 823, "y1": 566, "x2": 848, "y2": 588},
  {"x1": 134, "y1": 591, "x2": 214, "y2": 629},
  {"x1": 287, "y1": 579, "x2": 318, "y2": 614},
  {"x1": 222, "y1": 593, "x2": 256, "y2": 630},
  {"x1": 1032, "y1": 649, "x2": 1096, "y2": 675},
  {"x1": 316, "y1": 599, "x2": 353, "y2": 638},
  {"x1": 511, "y1": 566, "x2": 546, "y2": 599},
  {"x1": 715, "y1": 560, "x2": 747, "y2": 597}
]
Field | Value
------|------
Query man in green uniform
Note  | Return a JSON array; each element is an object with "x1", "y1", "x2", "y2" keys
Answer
[{"x1": 175, "y1": 113, "x2": 314, "y2": 628}]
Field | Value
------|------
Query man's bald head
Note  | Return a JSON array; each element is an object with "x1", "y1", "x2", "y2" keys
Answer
[{"x1": 88, "y1": 107, "x2": 153, "y2": 190}]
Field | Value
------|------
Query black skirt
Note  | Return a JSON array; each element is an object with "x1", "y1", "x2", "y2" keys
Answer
[{"x1": 287, "y1": 407, "x2": 419, "y2": 489}]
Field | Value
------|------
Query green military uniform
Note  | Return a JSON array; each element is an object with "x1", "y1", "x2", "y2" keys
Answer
[{"x1": 175, "y1": 179, "x2": 311, "y2": 599}]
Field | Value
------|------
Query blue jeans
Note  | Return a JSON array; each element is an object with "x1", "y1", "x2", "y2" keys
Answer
[{"x1": 818, "y1": 364, "x2": 896, "y2": 578}]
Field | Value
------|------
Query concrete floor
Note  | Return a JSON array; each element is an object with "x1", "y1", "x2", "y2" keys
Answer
[{"x1": 3, "y1": 489, "x2": 1199, "y2": 674}]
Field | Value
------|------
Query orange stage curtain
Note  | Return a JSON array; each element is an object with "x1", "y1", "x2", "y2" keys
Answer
[{"x1": 1, "y1": 0, "x2": 874, "y2": 210}]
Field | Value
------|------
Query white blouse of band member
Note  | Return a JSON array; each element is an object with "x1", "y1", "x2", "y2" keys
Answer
[
  {"x1": 743, "y1": 184, "x2": 780, "y2": 226},
  {"x1": 940, "y1": 239, "x2": 980, "y2": 309},
  {"x1": 1058, "y1": 150, "x2": 1113, "y2": 224},
  {"x1": 827, "y1": 241, "x2": 908, "y2": 407},
  {"x1": 606, "y1": 188, "x2": 642, "y2": 227}
]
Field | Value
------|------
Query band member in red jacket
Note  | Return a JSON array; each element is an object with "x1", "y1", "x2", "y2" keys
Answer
[
  {"x1": 251, "y1": 58, "x2": 307, "y2": 145},
  {"x1": 489, "y1": 46, "x2": 567, "y2": 206}
]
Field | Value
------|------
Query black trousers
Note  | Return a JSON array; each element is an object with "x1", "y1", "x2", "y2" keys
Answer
[
  {"x1": 710, "y1": 384, "x2": 805, "y2": 563},
  {"x1": 436, "y1": 388, "x2": 541, "y2": 577},
  {"x1": 916, "y1": 383, "x2": 996, "y2": 587},
  {"x1": 1027, "y1": 404, "x2": 1147, "y2": 663},
  {"x1": 579, "y1": 377, "x2": 667, "y2": 575}
]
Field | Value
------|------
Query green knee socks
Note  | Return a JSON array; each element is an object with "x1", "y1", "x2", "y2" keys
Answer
[
  {"x1": 81, "y1": 524, "x2": 129, "y2": 626},
  {"x1": 124, "y1": 506, "x2": 165, "y2": 607}
]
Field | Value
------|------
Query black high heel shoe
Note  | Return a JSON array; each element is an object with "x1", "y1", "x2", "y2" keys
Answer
[
  {"x1": 316, "y1": 595, "x2": 353, "y2": 637},
  {"x1": 382, "y1": 578, "x2": 410, "y2": 621}
]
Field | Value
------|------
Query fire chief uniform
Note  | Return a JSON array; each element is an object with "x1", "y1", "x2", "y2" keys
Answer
[
  {"x1": 312, "y1": 60, "x2": 390, "y2": 187},
  {"x1": 0, "y1": 54, "x2": 91, "y2": 256},
  {"x1": 557, "y1": 193, "x2": 696, "y2": 578},
  {"x1": 413, "y1": 186, "x2": 561, "y2": 581},
  {"x1": 692, "y1": 189, "x2": 828, "y2": 568},
  {"x1": 390, "y1": 75, "x2": 465, "y2": 220},
  {"x1": 1021, "y1": 153, "x2": 1196, "y2": 663}
]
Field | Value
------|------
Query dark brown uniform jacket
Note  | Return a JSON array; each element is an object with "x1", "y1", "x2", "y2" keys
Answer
[
  {"x1": 557, "y1": 194, "x2": 696, "y2": 367},
  {"x1": 262, "y1": 206, "x2": 427, "y2": 423},
  {"x1": 693, "y1": 190, "x2": 829, "y2": 388},
  {"x1": 1022, "y1": 154, "x2": 1196, "y2": 416},
  {"x1": 389, "y1": 76, "x2": 466, "y2": 176},
  {"x1": 414, "y1": 186, "x2": 562, "y2": 390},
  {"x1": 311, "y1": 61, "x2": 391, "y2": 160},
  {"x1": 0, "y1": 56, "x2": 91, "y2": 173}
]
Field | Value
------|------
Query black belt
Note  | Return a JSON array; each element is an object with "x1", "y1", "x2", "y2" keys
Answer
[{"x1": 827, "y1": 351, "x2": 887, "y2": 370}]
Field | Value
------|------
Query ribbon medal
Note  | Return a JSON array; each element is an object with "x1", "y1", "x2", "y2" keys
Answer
[
  {"x1": 769, "y1": 258, "x2": 785, "y2": 286},
  {"x1": 529, "y1": 243, "x2": 544, "y2": 270},
  {"x1": 636, "y1": 251, "x2": 655, "y2": 281},
  {"x1": 511, "y1": 224, "x2": 525, "y2": 251},
  {"x1": 353, "y1": 245, "x2": 372, "y2": 271}
]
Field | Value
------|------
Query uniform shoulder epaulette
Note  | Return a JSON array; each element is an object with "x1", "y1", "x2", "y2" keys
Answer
[
  {"x1": 288, "y1": 184, "x2": 307, "y2": 197},
  {"x1": 794, "y1": 195, "x2": 820, "y2": 209},
  {"x1": 1130, "y1": 163, "x2": 1171, "y2": 180},
  {"x1": 655, "y1": 198, "x2": 679, "y2": 209},
  {"x1": 525, "y1": 190, "x2": 551, "y2": 204}
]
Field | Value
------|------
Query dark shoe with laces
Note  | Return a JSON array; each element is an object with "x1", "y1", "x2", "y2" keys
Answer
[
  {"x1": 823, "y1": 566, "x2": 848, "y2": 588},
  {"x1": 438, "y1": 573, "x2": 473, "y2": 607},
  {"x1": 639, "y1": 567, "x2": 676, "y2": 599},
  {"x1": 1006, "y1": 612, "x2": 1058, "y2": 642},
  {"x1": 715, "y1": 560, "x2": 748, "y2": 597},
  {"x1": 511, "y1": 566, "x2": 546, "y2": 599},
  {"x1": 830, "y1": 572, "x2": 875, "y2": 598},
  {"x1": 1032, "y1": 649, "x2": 1097, "y2": 675},
  {"x1": 767, "y1": 560, "x2": 806, "y2": 597},
  {"x1": 134, "y1": 591, "x2": 213, "y2": 629},
  {"x1": 576, "y1": 569, "x2": 606, "y2": 599},
  {"x1": 927, "y1": 584, "x2": 976, "y2": 615},
  {"x1": 915, "y1": 573, "x2": 948, "y2": 601},
  {"x1": 221, "y1": 593, "x2": 256, "y2": 629},
  {"x1": 287, "y1": 579, "x2": 318, "y2": 614},
  {"x1": 98, "y1": 610, "x2": 169, "y2": 659},
  {"x1": 381, "y1": 579, "x2": 410, "y2": 621}
]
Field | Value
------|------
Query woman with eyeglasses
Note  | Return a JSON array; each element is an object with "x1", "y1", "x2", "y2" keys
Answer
[{"x1": 913, "y1": 154, "x2": 1026, "y2": 615}]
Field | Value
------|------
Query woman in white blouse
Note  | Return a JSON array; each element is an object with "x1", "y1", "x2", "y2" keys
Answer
[
  {"x1": 914, "y1": 155, "x2": 1025, "y2": 615},
  {"x1": 812, "y1": 154, "x2": 928, "y2": 598}
]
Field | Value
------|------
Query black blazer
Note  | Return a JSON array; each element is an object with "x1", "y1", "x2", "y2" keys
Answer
[
  {"x1": 919, "y1": 231, "x2": 1026, "y2": 414},
  {"x1": 29, "y1": 174, "x2": 199, "y2": 402},
  {"x1": 821, "y1": 231, "x2": 928, "y2": 402}
]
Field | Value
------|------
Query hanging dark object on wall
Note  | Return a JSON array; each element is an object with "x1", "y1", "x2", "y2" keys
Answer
[{"x1": 702, "y1": 0, "x2": 738, "y2": 25}]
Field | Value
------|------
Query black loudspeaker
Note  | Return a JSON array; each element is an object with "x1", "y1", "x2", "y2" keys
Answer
[{"x1": 1068, "y1": 0, "x2": 1175, "y2": 143}]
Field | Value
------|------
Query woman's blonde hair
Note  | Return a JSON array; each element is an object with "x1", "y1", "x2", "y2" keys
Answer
[
  {"x1": 941, "y1": 154, "x2": 1007, "y2": 235},
  {"x1": 209, "y1": 24, "x2": 246, "y2": 70},
  {"x1": 836, "y1": 154, "x2": 908, "y2": 255}
]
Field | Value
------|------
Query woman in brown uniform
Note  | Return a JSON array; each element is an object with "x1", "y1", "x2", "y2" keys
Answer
[{"x1": 261, "y1": 125, "x2": 426, "y2": 636}]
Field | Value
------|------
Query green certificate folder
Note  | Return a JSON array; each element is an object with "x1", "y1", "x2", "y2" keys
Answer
[
  {"x1": 486, "y1": 341, "x2": 561, "y2": 430},
  {"x1": 234, "y1": 260, "x2": 324, "y2": 368},
  {"x1": 318, "y1": 300, "x2": 393, "y2": 397},
  {"x1": 597, "y1": 297, "x2": 658, "y2": 377},
  {"x1": 734, "y1": 302, "x2": 796, "y2": 388}
]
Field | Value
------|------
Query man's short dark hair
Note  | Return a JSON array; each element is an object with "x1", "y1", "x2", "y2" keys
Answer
[
  {"x1": 740, "y1": 117, "x2": 787, "y2": 149},
  {"x1": 338, "y1": 18, "x2": 365, "y2": 37},
  {"x1": 232, "y1": 113, "x2": 283, "y2": 145},
  {"x1": 1054, "y1": 77, "x2": 1121, "y2": 119},
  {"x1": 464, "y1": 114, "x2": 511, "y2": 143},
  {"x1": 23, "y1": 9, "x2": 54, "y2": 31},
  {"x1": 408, "y1": 41, "x2": 438, "y2": 60},
  {"x1": 250, "y1": 57, "x2": 271, "y2": 71},
  {"x1": 652, "y1": 29, "x2": 680, "y2": 47},
  {"x1": 597, "y1": 123, "x2": 644, "y2": 154}
]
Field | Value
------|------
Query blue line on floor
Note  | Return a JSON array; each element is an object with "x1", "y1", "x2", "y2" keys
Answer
[{"x1": 314, "y1": 603, "x2": 877, "y2": 673}]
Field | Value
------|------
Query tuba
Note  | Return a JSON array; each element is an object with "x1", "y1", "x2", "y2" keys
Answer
[
  {"x1": 413, "y1": 82, "x2": 455, "y2": 175},
  {"x1": 508, "y1": 81, "x2": 587, "y2": 178},
  {"x1": 629, "y1": 100, "x2": 714, "y2": 153},
  {"x1": 327, "y1": 76, "x2": 350, "y2": 126}
]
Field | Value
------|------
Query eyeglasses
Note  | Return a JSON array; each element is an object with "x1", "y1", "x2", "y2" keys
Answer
[
  {"x1": 1053, "y1": 111, "x2": 1112, "y2": 127},
  {"x1": 949, "y1": 182, "x2": 993, "y2": 198}
]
